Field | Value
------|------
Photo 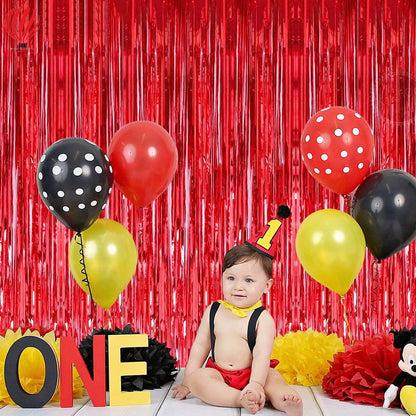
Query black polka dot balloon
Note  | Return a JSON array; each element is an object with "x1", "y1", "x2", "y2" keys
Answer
[{"x1": 37, "y1": 138, "x2": 114, "y2": 232}]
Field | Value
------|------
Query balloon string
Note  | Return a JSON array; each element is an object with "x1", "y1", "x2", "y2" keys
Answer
[
  {"x1": 343, "y1": 193, "x2": 351, "y2": 213},
  {"x1": 105, "y1": 308, "x2": 112, "y2": 329},
  {"x1": 371, "y1": 259, "x2": 380, "y2": 312},
  {"x1": 75, "y1": 232, "x2": 97, "y2": 324},
  {"x1": 340, "y1": 295, "x2": 354, "y2": 345}
]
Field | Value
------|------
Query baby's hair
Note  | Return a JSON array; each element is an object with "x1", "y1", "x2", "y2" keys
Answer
[{"x1": 222, "y1": 244, "x2": 272, "y2": 279}]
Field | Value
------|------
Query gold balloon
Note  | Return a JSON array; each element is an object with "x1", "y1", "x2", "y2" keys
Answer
[
  {"x1": 69, "y1": 219, "x2": 138, "y2": 309},
  {"x1": 295, "y1": 209, "x2": 366, "y2": 296}
]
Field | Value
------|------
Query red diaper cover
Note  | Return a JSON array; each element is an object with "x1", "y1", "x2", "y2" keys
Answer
[{"x1": 206, "y1": 357, "x2": 280, "y2": 390}]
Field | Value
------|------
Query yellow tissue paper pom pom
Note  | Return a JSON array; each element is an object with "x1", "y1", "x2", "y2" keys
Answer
[
  {"x1": 270, "y1": 328, "x2": 345, "y2": 386},
  {"x1": 0, "y1": 328, "x2": 85, "y2": 405}
]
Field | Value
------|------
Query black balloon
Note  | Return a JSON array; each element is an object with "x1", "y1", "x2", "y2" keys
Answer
[
  {"x1": 351, "y1": 169, "x2": 416, "y2": 261},
  {"x1": 37, "y1": 138, "x2": 113, "y2": 232}
]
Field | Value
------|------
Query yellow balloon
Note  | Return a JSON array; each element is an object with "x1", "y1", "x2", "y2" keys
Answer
[
  {"x1": 295, "y1": 209, "x2": 365, "y2": 295},
  {"x1": 68, "y1": 219, "x2": 138, "y2": 309}
]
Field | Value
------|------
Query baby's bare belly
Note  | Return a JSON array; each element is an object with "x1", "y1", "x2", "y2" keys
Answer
[{"x1": 213, "y1": 336, "x2": 253, "y2": 370}]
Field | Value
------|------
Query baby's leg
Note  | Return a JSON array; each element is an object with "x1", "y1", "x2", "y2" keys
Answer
[
  {"x1": 187, "y1": 367, "x2": 242, "y2": 408},
  {"x1": 264, "y1": 368, "x2": 303, "y2": 416}
]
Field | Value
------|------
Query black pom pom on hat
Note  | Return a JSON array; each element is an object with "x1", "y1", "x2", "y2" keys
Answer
[{"x1": 277, "y1": 204, "x2": 291, "y2": 219}]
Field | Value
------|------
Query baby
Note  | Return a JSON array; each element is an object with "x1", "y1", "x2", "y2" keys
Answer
[{"x1": 172, "y1": 242, "x2": 303, "y2": 415}]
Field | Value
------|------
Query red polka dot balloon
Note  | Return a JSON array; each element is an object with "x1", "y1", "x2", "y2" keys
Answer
[{"x1": 301, "y1": 106, "x2": 375, "y2": 195}]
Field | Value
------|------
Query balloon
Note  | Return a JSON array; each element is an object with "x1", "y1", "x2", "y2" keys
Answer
[
  {"x1": 109, "y1": 121, "x2": 178, "y2": 207},
  {"x1": 68, "y1": 219, "x2": 138, "y2": 309},
  {"x1": 37, "y1": 138, "x2": 113, "y2": 232},
  {"x1": 351, "y1": 169, "x2": 416, "y2": 261},
  {"x1": 295, "y1": 209, "x2": 366, "y2": 295},
  {"x1": 300, "y1": 106, "x2": 375, "y2": 195}
]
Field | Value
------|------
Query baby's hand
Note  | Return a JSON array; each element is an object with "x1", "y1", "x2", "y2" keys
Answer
[
  {"x1": 171, "y1": 383, "x2": 190, "y2": 400},
  {"x1": 240, "y1": 382, "x2": 266, "y2": 407}
]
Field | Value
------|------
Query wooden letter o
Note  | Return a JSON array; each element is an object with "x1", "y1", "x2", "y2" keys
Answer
[{"x1": 4, "y1": 336, "x2": 59, "y2": 408}]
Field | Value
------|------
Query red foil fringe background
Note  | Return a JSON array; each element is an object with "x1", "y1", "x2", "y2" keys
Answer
[{"x1": 1, "y1": 0, "x2": 416, "y2": 365}]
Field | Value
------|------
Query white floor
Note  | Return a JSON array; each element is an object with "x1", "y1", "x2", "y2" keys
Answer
[{"x1": 0, "y1": 370, "x2": 407, "y2": 415}]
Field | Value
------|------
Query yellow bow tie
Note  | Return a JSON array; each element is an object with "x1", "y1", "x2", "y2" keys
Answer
[{"x1": 217, "y1": 300, "x2": 262, "y2": 317}]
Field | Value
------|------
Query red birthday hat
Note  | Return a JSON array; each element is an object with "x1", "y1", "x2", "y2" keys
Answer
[{"x1": 245, "y1": 205, "x2": 291, "y2": 259}]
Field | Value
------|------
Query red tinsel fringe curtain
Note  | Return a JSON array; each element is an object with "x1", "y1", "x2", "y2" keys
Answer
[{"x1": 1, "y1": 0, "x2": 415, "y2": 365}]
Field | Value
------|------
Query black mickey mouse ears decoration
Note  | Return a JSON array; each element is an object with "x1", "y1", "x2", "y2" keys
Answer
[
  {"x1": 37, "y1": 138, "x2": 113, "y2": 232},
  {"x1": 245, "y1": 205, "x2": 291, "y2": 259}
]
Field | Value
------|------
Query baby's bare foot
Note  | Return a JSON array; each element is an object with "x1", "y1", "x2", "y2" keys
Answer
[
  {"x1": 241, "y1": 390, "x2": 262, "y2": 414},
  {"x1": 279, "y1": 394, "x2": 303, "y2": 416}
]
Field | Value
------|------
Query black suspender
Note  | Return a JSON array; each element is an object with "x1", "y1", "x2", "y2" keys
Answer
[
  {"x1": 209, "y1": 301, "x2": 221, "y2": 362},
  {"x1": 247, "y1": 306, "x2": 265, "y2": 352},
  {"x1": 209, "y1": 302, "x2": 265, "y2": 363}
]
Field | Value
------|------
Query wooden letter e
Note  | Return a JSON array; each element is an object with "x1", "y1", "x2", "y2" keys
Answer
[{"x1": 108, "y1": 334, "x2": 150, "y2": 406}]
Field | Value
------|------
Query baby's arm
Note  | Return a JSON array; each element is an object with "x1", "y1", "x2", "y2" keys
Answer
[
  {"x1": 241, "y1": 312, "x2": 276, "y2": 401},
  {"x1": 172, "y1": 305, "x2": 212, "y2": 399}
]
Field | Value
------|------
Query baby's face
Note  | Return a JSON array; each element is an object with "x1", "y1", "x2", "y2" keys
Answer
[{"x1": 222, "y1": 258, "x2": 272, "y2": 309}]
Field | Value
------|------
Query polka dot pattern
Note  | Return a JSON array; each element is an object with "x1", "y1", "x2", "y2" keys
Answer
[
  {"x1": 300, "y1": 106, "x2": 375, "y2": 194},
  {"x1": 36, "y1": 137, "x2": 114, "y2": 232}
]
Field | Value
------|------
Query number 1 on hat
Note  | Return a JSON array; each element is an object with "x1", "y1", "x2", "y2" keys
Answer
[{"x1": 256, "y1": 219, "x2": 282, "y2": 250}]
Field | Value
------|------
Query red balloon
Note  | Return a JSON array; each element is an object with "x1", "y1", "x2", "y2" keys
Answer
[
  {"x1": 109, "y1": 121, "x2": 178, "y2": 207},
  {"x1": 300, "y1": 106, "x2": 375, "y2": 195}
]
